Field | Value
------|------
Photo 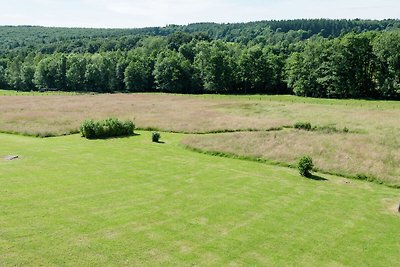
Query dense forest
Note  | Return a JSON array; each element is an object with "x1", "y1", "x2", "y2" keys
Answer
[{"x1": 1, "y1": 19, "x2": 400, "y2": 99}]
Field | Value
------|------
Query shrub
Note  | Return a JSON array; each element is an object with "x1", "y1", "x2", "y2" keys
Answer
[
  {"x1": 80, "y1": 120, "x2": 96, "y2": 139},
  {"x1": 80, "y1": 118, "x2": 135, "y2": 139},
  {"x1": 152, "y1": 132, "x2": 161, "y2": 142},
  {"x1": 298, "y1": 156, "x2": 314, "y2": 177},
  {"x1": 294, "y1": 122, "x2": 312, "y2": 131}
]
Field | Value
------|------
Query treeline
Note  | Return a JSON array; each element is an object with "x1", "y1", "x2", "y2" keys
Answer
[
  {"x1": 0, "y1": 37, "x2": 287, "y2": 94},
  {"x1": 0, "y1": 20, "x2": 400, "y2": 99},
  {"x1": 286, "y1": 31, "x2": 400, "y2": 99},
  {"x1": 1, "y1": 30, "x2": 399, "y2": 99}
]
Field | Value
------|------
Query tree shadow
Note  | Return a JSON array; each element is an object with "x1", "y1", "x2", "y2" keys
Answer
[
  {"x1": 108, "y1": 133, "x2": 141, "y2": 139},
  {"x1": 84, "y1": 133, "x2": 141, "y2": 140},
  {"x1": 308, "y1": 174, "x2": 328, "y2": 181}
]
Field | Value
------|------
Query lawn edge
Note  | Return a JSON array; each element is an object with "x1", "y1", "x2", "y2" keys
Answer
[{"x1": 181, "y1": 144, "x2": 400, "y2": 189}]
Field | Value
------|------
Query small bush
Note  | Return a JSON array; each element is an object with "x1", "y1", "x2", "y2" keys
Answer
[
  {"x1": 294, "y1": 122, "x2": 312, "y2": 131},
  {"x1": 152, "y1": 132, "x2": 161, "y2": 142},
  {"x1": 80, "y1": 118, "x2": 135, "y2": 139},
  {"x1": 298, "y1": 156, "x2": 314, "y2": 177}
]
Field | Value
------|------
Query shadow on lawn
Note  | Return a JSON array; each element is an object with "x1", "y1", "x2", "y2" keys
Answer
[
  {"x1": 84, "y1": 132, "x2": 141, "y2": 140},
  {"x1": 309, "y1": 174, "x2": 328, "y2": 181},
  {"x1": 108, "y1": 132, "x2": 142, "y2": 139}
]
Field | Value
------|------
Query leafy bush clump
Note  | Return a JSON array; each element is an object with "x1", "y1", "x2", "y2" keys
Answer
[
  {"x1": 294, "y1": 122, "x2": 312, "y2": 131},
  {"x1": 152, "y1": 132, "x2": 161, "y2": 142},
  {"x1": 298, "y1": 156, "x2": 314, "y2": 177},
  {"x1": 80, "y1": 118, "x2": 135, "y2": 139}
]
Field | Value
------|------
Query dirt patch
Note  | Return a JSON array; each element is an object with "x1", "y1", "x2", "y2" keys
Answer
[{"x1": 4, "y1": 155, "x2": 19, "y2": 161}]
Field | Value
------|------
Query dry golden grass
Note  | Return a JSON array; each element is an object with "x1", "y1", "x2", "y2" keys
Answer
[
  {"x1": 1, "y1": 93, "x2": 399, "y2": 137},
  {"x1": 0, "y1": 94, "x2": 289, "y2": 136},
  {"x1": 182, "y1": 129, "x2": 400, "y2": 186},
  {"x1": 217, "y1": 101, "x2": 400, "y2": 135}
]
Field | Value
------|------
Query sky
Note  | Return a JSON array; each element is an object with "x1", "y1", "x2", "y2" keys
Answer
[{"x1": 1, "y1": 0, "x2": 399, "y2": 28}]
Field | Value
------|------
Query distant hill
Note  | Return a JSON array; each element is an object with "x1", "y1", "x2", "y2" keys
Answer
[{"x1": 1, "y1": 19, "x2": 399, "y2": 55}]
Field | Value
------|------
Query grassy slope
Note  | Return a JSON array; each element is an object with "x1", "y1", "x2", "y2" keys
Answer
[
  {"x1": 0, "y1": 132, "x2": 399, "y2": 266},
  {"x1": 182, "y1": 129, "x2": 400, "y2": 187}
]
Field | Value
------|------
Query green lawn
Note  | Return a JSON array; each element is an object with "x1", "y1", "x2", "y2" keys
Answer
[{"x1": 0, "y1": 132, "x2": 399, "y2": 266}]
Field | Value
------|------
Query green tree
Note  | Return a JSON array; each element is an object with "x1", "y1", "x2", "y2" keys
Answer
[
  {"x1": 194, "y1": 41, "x2": 240, "y2": 93},
  {"x1": 0, "y1": 66, "x2": 7, "y2": 89},
  {"x1": 34, "y1": 57, "x2": 52, "y2": 89},
  {"x1": 239, "y1": 45, "x2": 276, "y2": 93},
  {"x1": 373, "y1": 31, "x2": 400, "y2": 99},
  {"x1": 153, "y1": 50, "x2": 193, "y2": 93},
  {"x1": 84, "y1": 54, "x2": 115, "y2": 92},
  {"x1": 33, "y1": 54, "x2": 68, "y2": 90},
  {"x1": 115, "y1": 59, "x2": 128, "y2": 91},
  {"x1": 285, "y1": 39, "x2": 330, "y2": 98},
  {"x1": 124, "y1": 54, "x2": 152, "y2": 92},
  {"x1": 84, "y1": 60, "x2": 102, "y2": 91},
  {"x1": 20, "y1": 64, "x2": 36, "y2": 91},
  {"x1": 337, "y1": 32, "x2": 376, "y2": 98},
  {"x1": 138, "y1": 36, "x2": 168, "y2": 56},
  {"x1": 6, "y1": 58, "x2": 23, "y2": 90},
  {"x1": 167, "y1": 31, "x2": 193, "y2": 51},
  {"x1": 179, "y1": 40, "x2": 197, "y2": 63},
  {"x1": 54, "y1": 54, "x2": 67, "y2": 90},
  {"x1": 66, "y1": 54, "x2": 87, "y2": 91}
]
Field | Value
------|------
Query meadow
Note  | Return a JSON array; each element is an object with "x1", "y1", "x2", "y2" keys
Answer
[
  {"x1": 1, "y1": 132, "x2": 399, "y2": 266},
  {"x1": 0, "y1": 91, "x2": 399, "y2": 136},
  {"x1": 0, "y1": 91, "x2": 399, "y2": 185}
]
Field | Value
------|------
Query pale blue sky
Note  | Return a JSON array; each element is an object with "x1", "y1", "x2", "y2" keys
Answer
[{"x1": 1, "y1": 0, "x2": 399, "y2": 28}]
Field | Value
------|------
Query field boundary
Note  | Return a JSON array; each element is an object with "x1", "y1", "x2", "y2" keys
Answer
[
  {"x1": 0, "y1": 126, "x2": 287, "y2": 138},
  {"x1": 182, "y1": 143, "x2": 400, "y2": 189}
]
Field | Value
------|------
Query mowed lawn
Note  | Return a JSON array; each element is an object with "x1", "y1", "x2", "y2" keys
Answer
[{"x1": 0, "y1": 132, "x2": 399, "y2": 266}]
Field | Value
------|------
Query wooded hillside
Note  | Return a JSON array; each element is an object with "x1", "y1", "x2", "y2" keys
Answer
[{"x1": 1, "y1": 19, "x2": 399, "y2": 99}]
